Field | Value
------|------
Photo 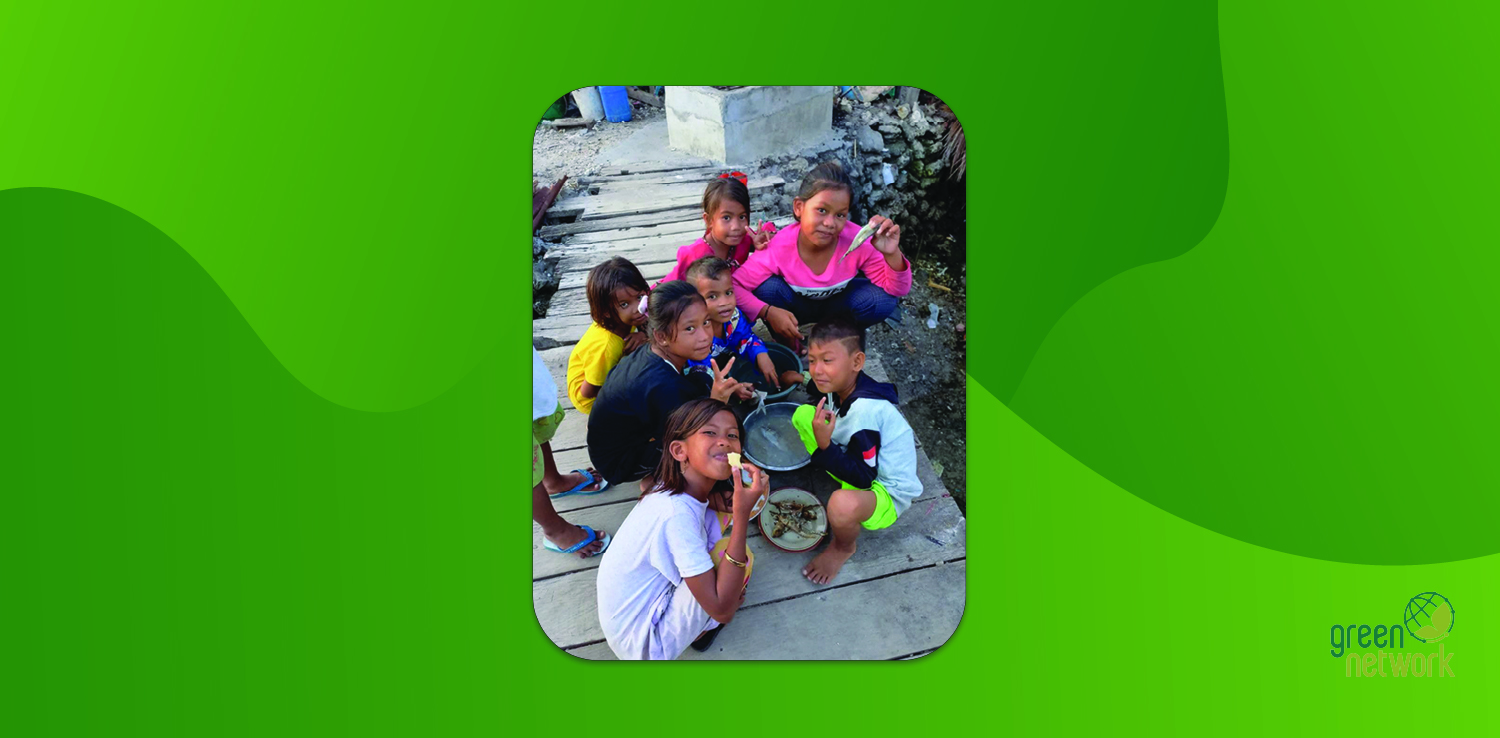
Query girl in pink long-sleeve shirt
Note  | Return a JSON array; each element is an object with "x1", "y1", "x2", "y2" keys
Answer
[
  {"x1": 656, "y1": 176, "x2": 775, "y2": 315},
  {"x1": 733, "y1": 161, "x2": 911, "y2": 352}
]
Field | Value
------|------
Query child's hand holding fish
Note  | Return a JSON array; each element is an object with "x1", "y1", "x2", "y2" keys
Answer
[{"x1": 862, "y1": 215, "x2": 903, "y2": 262}]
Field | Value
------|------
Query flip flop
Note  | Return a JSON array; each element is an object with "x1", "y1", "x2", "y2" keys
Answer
[
  {"x1": 690, "y1": 623, "x2": 725, "y2": 652},
  {"x1": 543, "y1": 525, "x2": 611, "y2": 557},
  {"x1": 548, "y1": 469, "x2": 609, "y2": 499}
]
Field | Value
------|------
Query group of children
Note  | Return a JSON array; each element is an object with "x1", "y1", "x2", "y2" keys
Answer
[{"x1": 530, "y1": 161, "x2": 924, "y2": 660}]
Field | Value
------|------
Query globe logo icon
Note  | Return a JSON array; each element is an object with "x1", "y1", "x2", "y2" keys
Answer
[{"x1": 1403, "y1": 592, "x2": 1455, "y2": 643}]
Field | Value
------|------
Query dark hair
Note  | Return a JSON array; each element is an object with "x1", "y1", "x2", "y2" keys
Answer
[
  {"x1": 685, "y1": 256, "x2": 733, "y2": 284},
  {"x1": 586, "y1": 257, "x2": 649, "y2": 334},
  {"x1": 702, "y1": 177, "x2": 751, "y2": 217},
  {"x1": 796, "y1": 160, "x2": 855, "y2": 206},
  {"x1": 647, "y1": 398, "x2": 741, "y2": 499},
  {"x1": 647, "y1": 280, "x2": 706, "y2": 345},
  {"x1": 809, "y1": 320, "x2": 866, "y2": 354}
]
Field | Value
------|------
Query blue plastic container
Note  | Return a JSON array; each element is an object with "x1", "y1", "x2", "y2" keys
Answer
[{"x1": 598, "y1": 86, "x2": 632, "y2": 122}]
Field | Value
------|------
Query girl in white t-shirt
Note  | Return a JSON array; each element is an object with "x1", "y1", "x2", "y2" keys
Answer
[{"x1": 596, "y1": 398, "x2": 766, "y2": 660}]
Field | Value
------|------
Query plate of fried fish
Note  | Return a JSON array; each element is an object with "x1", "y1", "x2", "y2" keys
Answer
[{"x1": 756, "y1": 487, "x2": 827, "y2": 552}]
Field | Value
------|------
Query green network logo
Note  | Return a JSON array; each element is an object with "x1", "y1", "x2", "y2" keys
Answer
[
  {"x1": 1330, "y1": 593, "x2": 1457, "y2": 677},
  {"x1": 1403, "y1": 592, "x2": 1455, "y2": 643}
]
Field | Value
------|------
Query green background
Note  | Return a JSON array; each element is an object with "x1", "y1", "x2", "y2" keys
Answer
[{"x1": 3, "y1": 1, "x2": 1494, "y2": 734}]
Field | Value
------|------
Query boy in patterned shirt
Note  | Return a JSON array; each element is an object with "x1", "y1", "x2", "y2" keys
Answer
[{"x1": 684, "y1": 257, "x2": 782, "y2": 391}]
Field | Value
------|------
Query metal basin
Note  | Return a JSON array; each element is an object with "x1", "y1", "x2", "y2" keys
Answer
[
  {"x1": 742, "y1": 402, "x2": 811, "y2": 472},
  {"x1": 726, "y1": 342, "x2": 803, "y2": 402}
]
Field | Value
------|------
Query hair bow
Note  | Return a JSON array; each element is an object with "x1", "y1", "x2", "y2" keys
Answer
[{"x1": 718, "y1": 171, "x2": 748, "y2": 185}]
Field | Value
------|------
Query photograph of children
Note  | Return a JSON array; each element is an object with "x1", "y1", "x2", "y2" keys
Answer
[{"x1": 530, "y1": 86, "x2": 966, "y2": 660}]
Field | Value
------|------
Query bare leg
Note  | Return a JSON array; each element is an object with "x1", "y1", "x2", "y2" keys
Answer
[
  {"x1": 803, "y1": 488, "x2": 876, "y2": 585},
  {"x1": 533, "y1": 479, "x2": 606, "y2": 559},
  {"x1": 540, "y1": 441, "x2": 604, "y2": 495}
]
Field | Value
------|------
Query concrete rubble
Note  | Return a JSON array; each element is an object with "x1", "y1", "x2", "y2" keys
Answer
[{"x1": 742, "y1": 90, "x2": 965, "y2": 270}]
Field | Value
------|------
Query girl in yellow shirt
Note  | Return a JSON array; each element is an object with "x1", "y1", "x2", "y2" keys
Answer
[{"x1": 567, "y1": 257, "x2": 649, "y2": 413}]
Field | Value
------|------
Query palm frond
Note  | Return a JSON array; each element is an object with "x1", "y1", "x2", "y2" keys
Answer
[{"x1": 942, "y1": 116, "x2": 966, "y2": 182}]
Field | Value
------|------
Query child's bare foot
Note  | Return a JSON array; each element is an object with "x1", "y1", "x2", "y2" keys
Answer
[
  {"x1": 802, "y1": 544, "x2": 855, "y2": 585},
  {"x1": 547, "y1": 525, "x2": 608, "y2": 559},
  {"x1": 544, "y1": 468, "x2": 605, "y2": 496}
]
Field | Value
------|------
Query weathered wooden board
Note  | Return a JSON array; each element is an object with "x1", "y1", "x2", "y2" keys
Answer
[
  {"x1": 583, "y1": 177, "x2": 780, "y2": 205},
  {"x1": 558, "y1": 259, "x2": 672, "y2": 292},
  {"x1": 541, "y1": 203, "x2": 764, "y2": 238},
  {"x1": 551, "y1": 216, "x2": 794, "y2": 281},
  {"x1": 532, "y1": 503, "x2": 966, "y2": 649},
  {"x1": 558, "y1": 247, "x2": 678, "y2": 275},
  {"x1": 582, "y1": 171, "x2": 739, "y2": 187},
  {"x1": 537, "y1": 345, "x2": 574, "y2": 401},
  {"x1": 543, "y1": 288, "x2": 610, "y2": 320},
  {"x1": 535, "y1": 480, "x2": 959, "y2": 580},
  {"x1": 532, "y1": 312, "x2": 597, "y2": 337},
  {"x1": 561, "y1": 219, "x2": 713, "y2": 244},
  {"x1": 533, "y1": 318, "x2": 612, "y2": 348},
  {"x1": 563, "y1": 560, "x2": 967, "y2": 660},
  {"x1": 539, "y1": 194, "x2": 778, "y2": 237},
  {"x1": 551, "y1": 177, "x2": 783, "y2": 219},
  {"x1": 545, "y1": 447, "x2": 645, "y2": 513},
  {"x1": 547, "y1": 408, "x2": 590, "y2": 453},
  {"x1": 590, "y1": 164, "x2": 748, "y2": 179}
]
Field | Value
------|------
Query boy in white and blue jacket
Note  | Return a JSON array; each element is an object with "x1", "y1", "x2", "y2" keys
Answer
[{"x1": 791, "y1": 321, "x2": 922, "y2": 585}]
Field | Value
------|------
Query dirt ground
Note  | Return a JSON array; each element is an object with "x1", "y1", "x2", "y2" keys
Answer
[
  {"x1": 532, "y1": 103, "x2": 664, "y2": 194},
  {"x1": 867, "y1": 261, "x2": 967, "y2": 512}
]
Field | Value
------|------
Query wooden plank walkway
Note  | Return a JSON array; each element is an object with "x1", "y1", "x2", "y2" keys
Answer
[{"x1": 533, "y1": 163, "x2": 966, "y2": 660}]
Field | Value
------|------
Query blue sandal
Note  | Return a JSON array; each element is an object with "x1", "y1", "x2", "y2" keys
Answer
[
  {"x1": 543, "y1": 525, "x2": 611, "y2": 557},
  {"x1": 548, "y1": 469, "x2": 609, "y2": 499}
]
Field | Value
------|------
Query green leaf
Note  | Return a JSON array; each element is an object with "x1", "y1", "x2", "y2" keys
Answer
[{"x1": 1431, "y1": 602, "x2": 1453, "y2": 633}]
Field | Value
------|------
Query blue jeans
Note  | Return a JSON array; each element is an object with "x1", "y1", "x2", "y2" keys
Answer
[{"x1": 751, "y1": 275, "x2": 900, "y2": 328}]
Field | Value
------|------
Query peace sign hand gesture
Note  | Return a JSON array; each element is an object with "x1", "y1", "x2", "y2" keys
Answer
[
  {"x1": 750, "y1": 221, "x2": 774, "y2": 250},
  {"x1": 709, "y1": 357, "x2": 751, "y2": 403}
]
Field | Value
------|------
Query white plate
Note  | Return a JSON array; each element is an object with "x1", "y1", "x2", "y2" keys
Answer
[
  {"x1": 749, "y1": 492, "x2": 768, "y2": 518},
  {"x1": 757, "y1": 487, "x2": 826, "y2": 552}
]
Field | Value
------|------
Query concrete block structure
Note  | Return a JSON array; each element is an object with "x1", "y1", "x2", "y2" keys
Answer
[{"x1": 666, "y1": 86, "x2": 834, "y2": 164}]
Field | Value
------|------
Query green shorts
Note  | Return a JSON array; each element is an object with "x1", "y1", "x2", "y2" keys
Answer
[
  {"x1": 531, "y1": 403, "x2": 565, "y2": 487},
  {"x1": 791, "y1": 404, "x2": 898, "y2": 531}
]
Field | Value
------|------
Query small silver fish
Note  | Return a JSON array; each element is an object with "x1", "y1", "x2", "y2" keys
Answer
[{"x1": 840, "y1": 221, "x2": 880, "y2": 263}]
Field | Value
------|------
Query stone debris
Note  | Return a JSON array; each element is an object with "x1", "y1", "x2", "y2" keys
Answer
[{"x1": 744, "y1": 92, "x2": 964, "y2": 270}]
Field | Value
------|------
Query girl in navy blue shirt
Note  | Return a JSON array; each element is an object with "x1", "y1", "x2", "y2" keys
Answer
[{"x1": 588, "y1": 280, "x2": 751, "y2": 490}]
